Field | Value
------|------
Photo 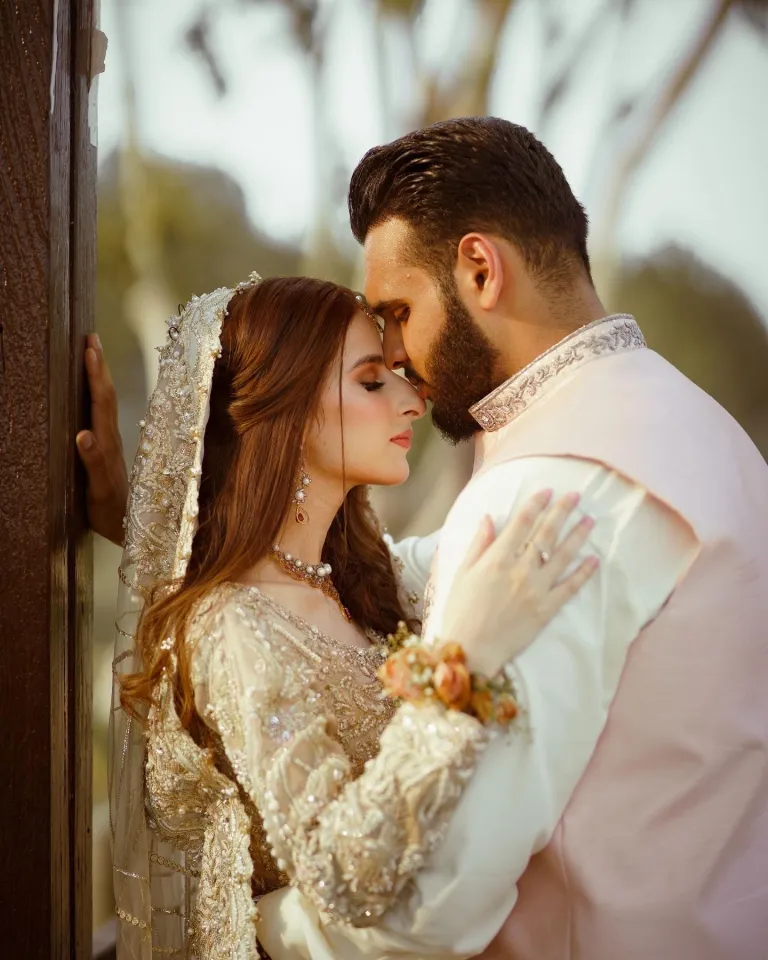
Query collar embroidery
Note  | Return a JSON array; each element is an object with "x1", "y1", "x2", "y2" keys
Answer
[{"x1": 469, "y1": 314, "x2": 645, "y2": 432}]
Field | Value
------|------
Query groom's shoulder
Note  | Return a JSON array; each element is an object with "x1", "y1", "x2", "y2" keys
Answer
[{"x1": 587, "y1": 347, "x2": 734, "y2": 427}]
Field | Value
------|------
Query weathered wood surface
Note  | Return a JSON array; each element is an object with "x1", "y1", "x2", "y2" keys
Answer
[{"x1": 0, "y1": 1, "x2": 96, "y2": 956}]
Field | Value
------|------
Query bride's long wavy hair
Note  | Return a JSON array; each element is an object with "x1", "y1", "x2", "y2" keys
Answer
[{"x1": 121, "y1": 276, "x2": 417, "y2": 729}]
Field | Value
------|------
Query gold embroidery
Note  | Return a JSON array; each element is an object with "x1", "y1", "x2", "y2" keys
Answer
[
  {"x1": 149, "y1": 851, "x2": 199, "y2": 877},
  {"x1": 121, "y1": 290, "x2": 233, "y2": 586},
  {"x1": 422, "y1": 575, "x2": 436, "y2": 630},
  {"x1": 116, "y1": 906, "x2": 149, "y2": 929},
  {"x1": 118, "y1": 565, "x2": 137, "y2": 589},
  {"x1": 470, "y1": 315, "x2": 646, "y2": 431},
  {"x1": 143, "y1": 581, "x2": 486, "y2": 954},
  {"x1": 113, "y1": 864, "x2": 149, "y2": 884}
]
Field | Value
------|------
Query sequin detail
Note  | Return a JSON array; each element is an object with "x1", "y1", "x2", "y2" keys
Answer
[
  {"x1": 144, "y1": 582, "x2": 487, "y2": 953},
  {"x1": 470, "y1": 315, "x2": 646, "y2": 432}
]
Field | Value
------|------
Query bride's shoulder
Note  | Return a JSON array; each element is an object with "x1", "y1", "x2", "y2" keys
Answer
[
  {"x1": 187, "y1": 583, "x2": 282, "y2": 671},
  {"x1": 188, "y1": 583, "x2": 295, "y2": 701},
  {"x1": 187, "y1": 583, "x2": 269, "y2": 640}
]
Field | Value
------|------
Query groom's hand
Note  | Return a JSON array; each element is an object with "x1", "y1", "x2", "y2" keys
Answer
[{"x1": 76, "y1": 334, "x2": 130, "y2": 546}]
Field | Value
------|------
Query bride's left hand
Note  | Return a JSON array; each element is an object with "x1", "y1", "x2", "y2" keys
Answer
[
  {"x1": 440, "y1": 490, "x2": 598, "y2": 678},
  {"x1": 76, "y1": 333, "x2": 130, "y2": 546}
]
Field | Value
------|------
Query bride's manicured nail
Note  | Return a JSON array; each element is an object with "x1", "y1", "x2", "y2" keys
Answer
[
  {"x1": 565, "y1": 491, "x2": 581, "y2": 506},
  {"x1": 581, "y1": 516, "x2": 594, "y2": 529}
]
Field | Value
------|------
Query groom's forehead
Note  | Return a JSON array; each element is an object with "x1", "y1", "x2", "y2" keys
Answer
[
  {"x1": 363, "y1": 220, "x2": 422, "y2": 307},
  {"x1": 364, "y1": 268, "x2": 426, "y2": 316}
]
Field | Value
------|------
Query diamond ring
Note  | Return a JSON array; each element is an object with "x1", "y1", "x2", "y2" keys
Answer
[{"x1": 536, "y1": 546, "x2": 551, "y2": 565}]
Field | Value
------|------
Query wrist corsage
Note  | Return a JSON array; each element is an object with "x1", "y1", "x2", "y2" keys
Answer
[{"x1": 377, "y1": 623, "x2": 519, "y2": 726}]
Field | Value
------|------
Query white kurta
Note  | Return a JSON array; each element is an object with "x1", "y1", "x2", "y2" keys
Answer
[{"x1": 256, "y1": 455, "x2": 698, "y2": 959}]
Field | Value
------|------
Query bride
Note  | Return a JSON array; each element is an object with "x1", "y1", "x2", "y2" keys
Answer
[{"x1": 102, "y1": 272, "x2": 596, "y2": 959}]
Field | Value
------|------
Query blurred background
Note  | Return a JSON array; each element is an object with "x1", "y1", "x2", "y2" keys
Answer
[{"x1": 91, "y1": 0, "x2": 768, "y2": 929}]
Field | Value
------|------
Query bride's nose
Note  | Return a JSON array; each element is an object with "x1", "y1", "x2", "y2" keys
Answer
[{"x1": 399, "y1": 380, "x2": 427, "y2": 420}]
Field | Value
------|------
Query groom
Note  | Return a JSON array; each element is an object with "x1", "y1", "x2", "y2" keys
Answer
[{"x1": 81, "y1": 118, "x2": 768, "y2": 960}]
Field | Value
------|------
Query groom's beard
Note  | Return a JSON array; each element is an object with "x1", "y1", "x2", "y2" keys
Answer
[{"x1": 425, "y1": 284, "x2": 503, "y2": 444}]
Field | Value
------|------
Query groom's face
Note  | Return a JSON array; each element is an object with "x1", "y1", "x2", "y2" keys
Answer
[{"x1": 363, "y1": 218, "x2": 500, "y2": 443}]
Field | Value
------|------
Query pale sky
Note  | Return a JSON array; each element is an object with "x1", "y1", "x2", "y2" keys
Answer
[{"x1": 97, "y1": 0, "x2": 768, "y2": 320}]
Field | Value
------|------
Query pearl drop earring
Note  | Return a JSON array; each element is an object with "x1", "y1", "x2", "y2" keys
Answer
[{"x1": 293, "y1": 465, "x2": 312, "y2": 524}]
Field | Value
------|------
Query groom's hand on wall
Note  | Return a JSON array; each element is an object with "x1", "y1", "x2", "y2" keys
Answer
[{"x1": 76, "y1": 334, "x2": 129, "y2": 546}]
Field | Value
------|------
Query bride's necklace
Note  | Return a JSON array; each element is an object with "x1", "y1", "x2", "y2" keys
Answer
[{"x1": 270, "y1": 544, "x2": 352, "y2": 622}]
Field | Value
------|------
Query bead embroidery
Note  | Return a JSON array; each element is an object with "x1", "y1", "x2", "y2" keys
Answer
[
  {"x1": 143, "y1": 581, "x2": 486, "y2": 950},
  {"x1": 470, "y1": 314, "x2": 646, "y2": 432}
]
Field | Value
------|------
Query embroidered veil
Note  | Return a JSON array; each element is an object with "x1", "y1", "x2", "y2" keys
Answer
[{"x1": 109, "y1": 277, "x2": 262, "y2": 958}]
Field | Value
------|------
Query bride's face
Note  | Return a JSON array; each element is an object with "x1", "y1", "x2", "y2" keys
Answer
[{"x1": 304, "y1": 311, "x2": 426, "y2": 489}]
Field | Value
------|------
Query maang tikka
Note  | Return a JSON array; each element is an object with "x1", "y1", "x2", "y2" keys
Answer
[{"x1": 293, "y1": 464, "x2": 312, "y2": 524}]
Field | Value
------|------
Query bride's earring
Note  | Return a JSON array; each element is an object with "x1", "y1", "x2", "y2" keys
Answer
[{"x1": 293, "y1": 464, "x2": 312, "y2": 524}]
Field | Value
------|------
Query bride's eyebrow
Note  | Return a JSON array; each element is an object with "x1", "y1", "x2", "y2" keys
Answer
[{"x1": 349, "y1": 353, "x2": 386, "y2": 372}]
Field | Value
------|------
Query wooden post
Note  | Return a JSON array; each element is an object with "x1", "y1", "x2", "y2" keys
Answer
[{"x1": 0, "y1": 1, "x2": 97, "y2": 957}]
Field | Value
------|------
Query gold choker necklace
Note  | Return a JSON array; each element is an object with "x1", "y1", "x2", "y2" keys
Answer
[{"x1": 270, "y1": 544, "x2": 352, "y2": 622}]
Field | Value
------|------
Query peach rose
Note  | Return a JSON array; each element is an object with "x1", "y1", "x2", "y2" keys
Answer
[
  {"x1": 436, "y1": 642, "x2": 466, "y2": 665},
  {"x1": 495, "y1": 696, "x2": 519, "y2": 725},
  {"x1": 469, "y1": 689, "x2": 495, "y2": 725},
  {"x1": 433, "y1": 658, "x2": 472, "y2": 711},
  {"x1": 470, "y1": 690, "x2": 518, "y2": 725},
  {"x1": 378, "y1": 649, "x2": 434, "y2": 701}
]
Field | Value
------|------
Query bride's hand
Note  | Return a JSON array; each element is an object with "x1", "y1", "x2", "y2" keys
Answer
[
  {"x1": 440, "y1": 490, "x2": 598, "y2": 678},
  {"x1": 75, "y1": 334, "x2": 130, "y2": 546}
]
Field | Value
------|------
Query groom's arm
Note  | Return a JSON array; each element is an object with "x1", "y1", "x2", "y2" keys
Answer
[
  {"x1": 376, "y1": 456, "x2": 700, "y2": 955},
  {"x1": 255, "y1": 456, "x2": 699, "y2": 960}
]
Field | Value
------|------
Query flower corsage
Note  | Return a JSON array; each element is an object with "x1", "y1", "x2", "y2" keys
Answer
[{"x1": 378, "y1": 623, "x2": 519, "y2": 727}]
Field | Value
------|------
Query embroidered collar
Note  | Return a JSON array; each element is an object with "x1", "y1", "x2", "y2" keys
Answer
[{"x1": 469, "y1": 314, "x2": 645, "y2": 432}]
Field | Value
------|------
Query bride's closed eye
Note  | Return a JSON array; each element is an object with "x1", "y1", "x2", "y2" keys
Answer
[{"x1": 362, "y1": 381, "x2": 385, "y2": 392}]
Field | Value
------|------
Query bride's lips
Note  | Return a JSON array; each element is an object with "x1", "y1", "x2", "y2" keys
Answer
[{"x1": 390, "y1": 430, "x2": 413, "y2": 450}]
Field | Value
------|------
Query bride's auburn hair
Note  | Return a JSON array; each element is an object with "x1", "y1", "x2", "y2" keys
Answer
[{"x1": 122, "y1": 276, "x2": 417, "y2": 727}]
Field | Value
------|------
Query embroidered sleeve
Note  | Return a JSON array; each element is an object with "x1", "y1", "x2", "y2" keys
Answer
[{"x1": 196, "y1": 601, "x2": 488, "y2": 927}]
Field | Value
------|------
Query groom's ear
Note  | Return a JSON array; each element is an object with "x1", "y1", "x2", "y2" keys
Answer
[{"x1": 455, "y1": 233, "x2": 503, "y2": 312}]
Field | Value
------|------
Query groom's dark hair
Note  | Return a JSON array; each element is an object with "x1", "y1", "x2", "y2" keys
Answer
[{"x1": 348, "y1": 116, "x2": 592, "y2": 289}]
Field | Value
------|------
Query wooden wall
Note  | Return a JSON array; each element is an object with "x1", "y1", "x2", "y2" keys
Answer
[{"x1": 0, "y1": 1, "x2": 97, "y2": 956}]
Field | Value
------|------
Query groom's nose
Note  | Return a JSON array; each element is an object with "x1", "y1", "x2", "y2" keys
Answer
[{"x1": 382, "y1": 316, "x2": 408, "y2": 371}]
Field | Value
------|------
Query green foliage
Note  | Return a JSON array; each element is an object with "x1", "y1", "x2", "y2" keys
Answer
[
  {"x1": 97, "y1": 150, "x2": 301, "y2": 316},
  {"x1": 96, "y1": 151, "x2": 303, "y2": 419}
]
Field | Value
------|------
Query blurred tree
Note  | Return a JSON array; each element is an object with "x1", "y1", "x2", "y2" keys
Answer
[
  {"x1": 371, "y1": 0, "x2": 514, "y2": 126},
  {"x1": 591, "y1": 0, "x2": 738, "y2": 297},
  {"x1": 97, "y1": 150, "x2": 300, "y2": 461},
  {"x1": 118, "y1": 0, "x2": 768, "y2": 534},
  {"x1": 533, "y1": 0, "x2": 768, "y2": 297},
  {"x1": 181, "y1": 0, "x2": 520, "y2": 535},
  {"x1": 112, "y1": 0, "x2": 179, "y2": 399},
  {"x1": 184, "y1": 0, "x2": 354, "y2": 282}
]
